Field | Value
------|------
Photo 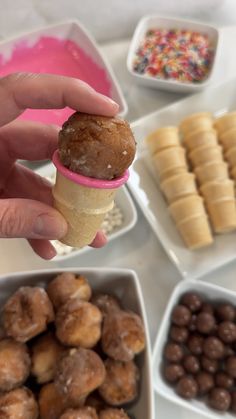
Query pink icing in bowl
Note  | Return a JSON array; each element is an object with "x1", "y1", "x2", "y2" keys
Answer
[
  {"x1": 52, "y1": 150, "x2": 129, "y2": 189},
  {"x1": 0, "y1": 36, "x2": 112, "y2": 125}
]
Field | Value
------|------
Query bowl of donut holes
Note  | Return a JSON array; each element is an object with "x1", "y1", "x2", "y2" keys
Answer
[{"x1": 0, "y1": 267, "x2": 154, "y2": 419}]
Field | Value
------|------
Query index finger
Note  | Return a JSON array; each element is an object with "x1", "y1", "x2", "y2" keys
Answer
[{"x1": 0, "y1": 73, "x2": 119, "y2": 127}]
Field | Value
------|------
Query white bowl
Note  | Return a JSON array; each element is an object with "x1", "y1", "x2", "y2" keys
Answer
[
  {"x1": 0, "y1": 20, "x2": 127, "y2": 122},
  {"x1": 0, "y1": 267, "x2": 154, "y2": 419},
  {"x1": 36, "y1": 163, "x2": 137, "y2": 261},
  {"x1": 153, "y1": 278, "x2": 236, "y2": 419},
  {"x1": 127, "y1": 15, "x2": 221, "y2": 93}
]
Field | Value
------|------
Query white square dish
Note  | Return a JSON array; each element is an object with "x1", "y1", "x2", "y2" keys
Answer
[
  {"x1": 128, "y1": 77, "x2": 236, "y2": 279},
  {"x1": 0, "y1": 20, "x2": 127, "y2": 123},
  {"x1": 36, "y1": 163, "x2": 137, "y2": 261},
  {"x1": 127, "y1": 15, "x2": 221, "y2": 93},
  {"x1": 152, "y1": 278, "x2": 236, "y2": 419},
  {"x1": 0, "y1": 267, "x2": 154, "y2": 419}
]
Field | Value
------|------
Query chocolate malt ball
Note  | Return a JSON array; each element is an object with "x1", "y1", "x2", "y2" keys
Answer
[
  {"x1": 201, "y1": 303, "x2": 214, "y2": 316},
  {"x1": 196, "y1": 312, "x2": 215, "y2": 335},
  {"x1": 176, "y1": 376, "x2": 198, "y2": 399},
  {"x1": 215, "y1": 372, "x2": 234, "y2": 390},
  {"x1": 216, "y1": 303, "x2": 235, "y2": 322},
  {"x1": 231, "y1": 391, "x2": 236, "y2": 413},
  {"x1": 188, "y1": 315, "x2": 197, "y2": 332},
  {"x1": 164, "y1": 364, "x2": 185, "y2": 383},
  {"x1": 171, "y1": 305, "x2": 191, "y2": 327},
  {"x1": 164, "y1": 343, "x2": 184, "y2": 363},
  {"x1": 225, "y1": 356, "x2": 236, "y2": 378},
  {"x1": 187, "y1": 334, "x2": 204, "y2": 356},
  {"x1": 170, "y1": 326, "x2": 188, "y2": 344},
  {"x1": 201, "y1": 356, "x2": 219, "y2": 374},
  {"x1": 59, "y1": 113, "x2": 136, "y2": 180},
  {"x1": 183, "y1": 355, "x2": 200, "y2": 375},
  {"x1": 208, "y1": 388, "x2": 231, "y2": 412},
  {"x1": 196, "y1": 371, "x2": 214, "y2": 395},
  {"x1": 181, "y1": 293, "x2": 202, "y2": 313},
  {"x1": 218, "y1": 321, "x2": 236, "y2": 343},
  {"x1": 203, "y1": 337, "x2": 225, "y2": 360}
]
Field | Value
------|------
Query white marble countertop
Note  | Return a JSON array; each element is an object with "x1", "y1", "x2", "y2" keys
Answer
[{"x1": 2, "y1": 16, "x2": 236, "y2": 419}]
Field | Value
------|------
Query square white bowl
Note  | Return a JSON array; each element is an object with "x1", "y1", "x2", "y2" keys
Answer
[
  {"x1": 127, "y1": 15, "x2": 221, "y2": 93},
  {"x1": 128, "y1": 77, "x2": 236, "y2": 279},
  {"x1": 0, "y1": 20, "x2": 127, "y2": 122},
  {"x1": 0, "y1": 267, "x2": 154, "y2": 419},
  {"x1": 36, "y1": 163, "x2": 137, "y2": 262},
  {"x1": 153, "y1": 278, "x2": 236, "y2": 419}
]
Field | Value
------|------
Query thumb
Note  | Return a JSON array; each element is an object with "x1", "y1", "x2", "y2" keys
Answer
[{"x1": 0, "y1": 198, "x2": 67, "y2": 239}]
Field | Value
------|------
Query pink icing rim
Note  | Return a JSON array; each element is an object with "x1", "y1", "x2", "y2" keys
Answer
[{"x1": 52, "y1": 150, "x2": 129, "y2": 189}]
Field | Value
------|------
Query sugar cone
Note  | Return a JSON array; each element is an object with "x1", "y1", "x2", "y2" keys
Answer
[
  {"x1": 176, "y1": 215, "x2": 213, "y2": 249},
  {"x1": 159, "y1": 167, "x2": 187, "y2": 182},
  {"x1": 206, "y1": 199, "x2": 236, "y2": 233},
  {"x1": 52, "y1": 170, "x2": 116, "y2": 247},
  {"x1": 146, "y1": 126, "x2": 179, "y2": 154},
  {"x1": 183, "y1": 129, "x2": 218, "y2": 151},
  {"x1": 189, "y1": 145, "x2": 223, "y2": 168},
  {"x1": 219, "y1": 127, "x2": 236, "y2": 150},
  {"x1": 225, "y1": 146, "x2": 236, "y2": 168},
  {"x1": 179, "y1": 112, "x2": 213, "y2": 137},
  {"x1": 161, "y1": 172, "x2": 197, "y2": 203},
  {"x1": 200, "y1": 180, "x2": 235, "y2": 202},
  {"x1": 194, "y1": 162, "x2": 229, "y2": 185},
  {"x1": 153, "y1": 146, "x2": 188, "y2": 178},
  {"x1": 214, "y1": 112, "x2": 236, "y2": 135},
  {"x1": 169, "y1": 195, "x2": 207, "y2": 224}
]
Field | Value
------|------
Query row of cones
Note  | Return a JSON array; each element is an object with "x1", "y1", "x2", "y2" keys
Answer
[
  {"x1": 146, "y1": 111, "x2": 236, "y2": 250},
  {"x1": 146, "y1": 125, "x2": 213, "y2": 250}
]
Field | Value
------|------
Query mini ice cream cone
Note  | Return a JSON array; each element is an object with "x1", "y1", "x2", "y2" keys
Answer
[
  {"x1": 169, "y1": 195, "x2": 207, "y2": 224},
  {"x1": 219, "y1": 127, "x2": 236, "y2": 150},
  {"x1": 189, "y1": 145, "x2": 223, "y2": 167},
  {"x1": 200, "y1": 180, "x2": 235, "y2": 202},
  {"x1": 161, "y1": 173, "x2": 197, "y2": 203},
  {"x1": 146, "y1": 126, "x2": 179, "y2": 154},
  {"x1": 176, "y1": 215, "x2": 213, "y2": 249},
  {"x1": 52, "y1": 151, "x2": 129, "y2": 247},
  {"x1": 183, "y1": 129, "x2": 218, "y2": 151},
  {"x1": 214, "y1": 112, "x2": 236, "y2": 135},
  {"x1": 153, "y1": 146, "x2": 188, "y2": 179},
  {"x1": 225, "y1": 146, "x2": 236, "y2": 168},
  {"x1": 179, "y1": 112, "x2": 213, "y2": 137},
  {"x1": 194, "y1": 162, "x2": 229, "y2": 185},
  {"x1": 206, "y1": 199, "x2": 236, "y2": 233}
]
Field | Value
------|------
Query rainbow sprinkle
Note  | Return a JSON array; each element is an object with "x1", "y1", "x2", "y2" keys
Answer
[{"x1": 133, "y1": 28, "x2": 215, "y2": 83}]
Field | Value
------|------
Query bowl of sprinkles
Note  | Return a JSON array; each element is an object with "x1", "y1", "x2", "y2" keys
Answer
[{"x1": 127, "y1": 16, "x2": 220, "y2": 93}]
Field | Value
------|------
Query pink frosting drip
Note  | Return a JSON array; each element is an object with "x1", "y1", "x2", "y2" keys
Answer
[{"x1": 0, "y1": 36, "x2": 112, "y2": 125}]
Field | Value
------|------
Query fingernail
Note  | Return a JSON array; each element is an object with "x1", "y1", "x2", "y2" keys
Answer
[
  {"x1": 33, "y1": 213, "x2": 67, "y2": 239},
  {"x1": 99, "y1": 94, "x2": 119, "y2": 109}
]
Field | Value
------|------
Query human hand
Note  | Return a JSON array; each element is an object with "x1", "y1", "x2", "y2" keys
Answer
[{"x1": 0, "y1": 73, "x2": 119, "y2": 259}]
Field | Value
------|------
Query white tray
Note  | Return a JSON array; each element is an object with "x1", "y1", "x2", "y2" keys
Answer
[{"x1": 129, "y1": 77, "x2": 236, "y2": 279}]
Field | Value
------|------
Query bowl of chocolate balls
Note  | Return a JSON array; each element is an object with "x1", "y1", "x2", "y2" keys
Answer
[
  {"x1": 153, "y1": 279, "x2": 236, "y2": 419},
  {"x1": 0, "y1": 268, "x2": 153, "y2": 419}
]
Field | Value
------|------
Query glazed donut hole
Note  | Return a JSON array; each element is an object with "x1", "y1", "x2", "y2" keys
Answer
[
  {"x1": 55, "y1": 299, "x2": 102, "y2": 348},
  {"x1": 99, "y1": 408, "x2": 131, "y2": 419},
  {"x1": 47, "y1": 273, "x2": 92, "y2": 310},
  {"x1": 39, "y1": 382, "x2": 68, "y2": 419},
  {"x1": 101, "y1": 310, "x2": 145, "y2": 362},
  {"x1": 0, "y1": 387, "x2": 38, "y2": 419},
  {"x1": 30, "y1": 332, "x2": 64, "y2": 384},
  {"x1": 91, "y1": 294, "x2": 121, "y2": 317},
  {"x1": 3, "y1": 287, "x2": 54, "y2": 342},
  {"x1": 59, "y1": 407, "x2": 98, "y2": 419},
  {"x1": 0, "y1": 338, "x2": 31, "y2": 391},
  {"x1": 98, "y1": 359, "x2": 139, "y2": 406}
]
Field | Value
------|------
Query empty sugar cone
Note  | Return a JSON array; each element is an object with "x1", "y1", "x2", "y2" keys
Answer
[
  {"x1": 146, "y1": 126, "x2": 179, "y2": 154},
  {"x1": 153, "y1": 146, "x2": 188, "y2": 178},
  {"x1": 161, "y1": 172, "x2": 197, "y2": 203},
  {"x1": 169, "y1": 195, "x2": 206, "y2": 224},
  {"x1": 52, "y1": 151, "x2": 128, "y2": 247},
  {"x1": 219, "y1": 127, "x2": 236, "y2": 150},
  {"x1": 206, "y1": 199, "x2": 236, "y2": 233},
  {"x1": 183, "y1": 128, "x2": 218, "y2": 151},
  {"x1": 159, "y1": 167, "x2": 187, "y2": 182},
  {"x1": 225, "y1": 146, "x2": 236, "y2": 168},
  {"x1": 194, "y1": 162, "x2": 229, "y2": 185},
  {"x1": 189, "y1": 145, "x2": 223, "y2": 167},
  {"x1": 214, "y1": 112, "x2": 236, "y2": 135},
  {"x1": 176, "y1": 215, "x2": 213, "y2": 249},
  {"x1": 179, "y1": 112, "x2": 213, "y2": 137},
  {"x1": 200, "y1": 179, "x2": 235, "y2": 202}
]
